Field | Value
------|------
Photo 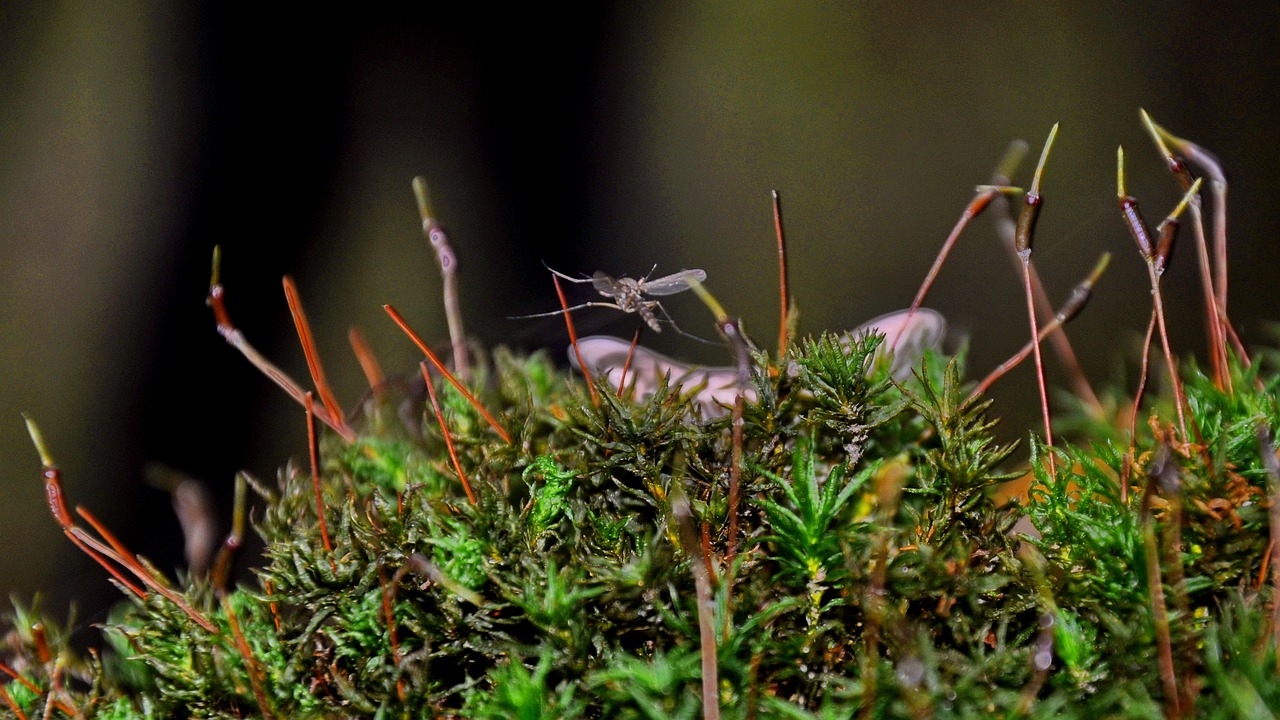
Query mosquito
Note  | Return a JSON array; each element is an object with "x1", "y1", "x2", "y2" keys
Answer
[{"x1": 516, "y1": 265, "x2": 708, "y2": 333}]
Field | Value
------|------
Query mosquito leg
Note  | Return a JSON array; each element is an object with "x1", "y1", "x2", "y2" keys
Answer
[
  {"x1": 508, "y1": 301, "x2": 627, "y2": 321},
  {"x1": 540, "y1": 262, "x2": 595, "y2": 284},
  {"x1": 652, "y1": 302, "x2": 718, "y2": 345}
]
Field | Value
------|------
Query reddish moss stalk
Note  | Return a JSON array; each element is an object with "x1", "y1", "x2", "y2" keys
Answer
[
  {"x1": 384, "y1": 304, "x2": 512, "y2": 443},
  {"x1": 306, "y1": 394, "x2": 337, "y2": 573},
  {"x1": 422, "y1": 362, "x2": 477, "y2": 504},
  {"x1": 222, "y1": 594, "x2": 275, "y2": 720},
  {"x1": 553, "y1": 273, "x2": 599, "y2": 408},
  {"x1": 283, "y1": 276, "x2": 347, "y2": 432},
  {"x1": 616, "y1": 328, "x2": 641, "y2": 399},
  {"x1": 25, "y1": 415, "x2": 218, "y2": 633},
  {"x1": 772, "y1": 189, "x2": 791, "y2": 357},
  {"x1": 207, "y1": 248, "x2": 356, "y2": 442},
  {"x1": 348, "y1": 327, "x2": 387, "y2": 398}
]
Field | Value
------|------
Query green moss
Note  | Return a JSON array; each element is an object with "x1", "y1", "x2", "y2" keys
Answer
[
  {"x1": 8, "y1": 328, "x2": 1279, "y2": 718},
  {"x1": 8, "y1": 140, "x2": 1280, "y2": 717}
]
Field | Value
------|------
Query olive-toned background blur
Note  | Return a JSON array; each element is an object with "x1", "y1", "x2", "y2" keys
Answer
[{"x1": 2, "y1": 3, "x2": 1278, "y2": 627}]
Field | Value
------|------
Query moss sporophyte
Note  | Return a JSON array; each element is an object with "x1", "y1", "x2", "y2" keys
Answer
[{"x1": 11, "y1": 115, "x2": 1280, "y2": 718}]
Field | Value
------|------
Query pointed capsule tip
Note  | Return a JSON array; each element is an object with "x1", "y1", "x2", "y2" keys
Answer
[
  {"x1": 209, "y1": 246, "x2": 222, "y2": 288},
  {"x1": 1116, "y1": 147, "x2": 1127, "y2": 197},
  {"x1": 1090, "y1": 252, "x2": 1112, "y2": 283},
  {"x1": 22, "y1": 413, "x2": 54, "y2": 467},
  {"x1": 412, "y1": 177, "x2": 433, "y2": 218}
]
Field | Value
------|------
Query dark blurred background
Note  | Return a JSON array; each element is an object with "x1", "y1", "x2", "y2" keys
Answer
[{"x1": 2, "y1": 3, "x2": 1278, "y2": 626}]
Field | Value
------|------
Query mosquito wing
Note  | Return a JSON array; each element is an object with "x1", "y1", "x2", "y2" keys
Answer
[
  {"x1": 590, "y1": 271, "x2": 628, "y2": 298},
  {"x1": 637, "y1": 269, "x2": 707, "y2": 296}
]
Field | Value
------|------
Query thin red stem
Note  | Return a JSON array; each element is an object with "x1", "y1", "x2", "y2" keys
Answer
[
  {"x1": 552, "y1": 275, "x2": 599, "y2": 408},
  {"x1": 0, "y1": 662, "x2": 77, "y2": 719},
  {"x1": 74, "y1": 506, "x2": 155, "y2": 581},
  {"x1": 1147, "y1": 267, "x2": 1189, "y2": 440},
  {"x1": 726, "y1": 393, "x2": 745, "y2": 565},
  {"x1": 617, "y1": 328, "x2": 641, "y2": 399},
  {"x1": 422, "y1": 363, "x2": 476, "y2": 504},
  {"x1": 1122, "y1": 311, "x2": 1158, "y2": 505},
  {"x1": 772, "y1": 189, "x2": 790, "y2": 357},
  {"x1": 968, "y1": 314, "x2": 1063, "y2": 402},
  {"x1": 347, "y1": 327, "x2": 386, "y2": 397},
  {"x1": 378, "y1": 566, "x2": 406, "y2": 701},
  {"x1": 893, "y1": 188, "x2": 996, "y2": 351},
  {"x1": 69, "y1": 518, "x2": 216, "y2": 632},
  {"x1": 264, "y1": 579, "x2": 282, "y2": 634},
  {"x1": 1025, "y1": 262, "x2": 1102, "y2": 414},
  {"x1": 222, "y1": 594, "x2": 274, "y2": 720},
  {"x1": 69, "y1": 500, "x2": 217, "y2": 632},
  {"x1": 207, "y1": 277, "x2": 356, "y2": 442},
  {"x1": 283, "y1": 276, "x2": 348, "y2": 433},
  {"x1": 0, "y1": 683, "x2": 28, "y2": 720},
  {"x1": 1188, "y1": 204, "x2": 1229, "y2": 390},
  {"x1": 62, "y1": 529, "x2": 147, "y2": 598},
  {"x1": 306, "y1": 394, "x2": 337, "y2": 572},
  {"x1": 1023, "y1": 262, "x2": 1056, "y2": 475},
  {"x1": 990, "y1": 164, "x2": 1101, "y2": 413},
  {"x1": 0, "y1": 663, "x2": 40, "y2": 698},
  {"x1": 1142, "y1": 488, "x2": 1180, "y2": 718},
  {"x1": 74, "y1": 508, "x2": 222, "y2": 629},
  {"x1": 40, "y1": 464, "x2": 143, "y2": 596},
  {"x1": 383, "y1": 304, "x2": 512, "y2": 443}
]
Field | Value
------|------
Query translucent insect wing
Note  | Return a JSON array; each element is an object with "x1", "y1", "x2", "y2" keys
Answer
[
  {"x1": 641, "y1": 269, "x2": 708, "y2": 296},
  {"x1": 590, "y1": 272, "x2": 626, "y2": 296}
]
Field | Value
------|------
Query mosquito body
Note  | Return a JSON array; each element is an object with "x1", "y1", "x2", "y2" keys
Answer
[{"x1": 520, "y1": 266, "x2": 708, "y2": 333}]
